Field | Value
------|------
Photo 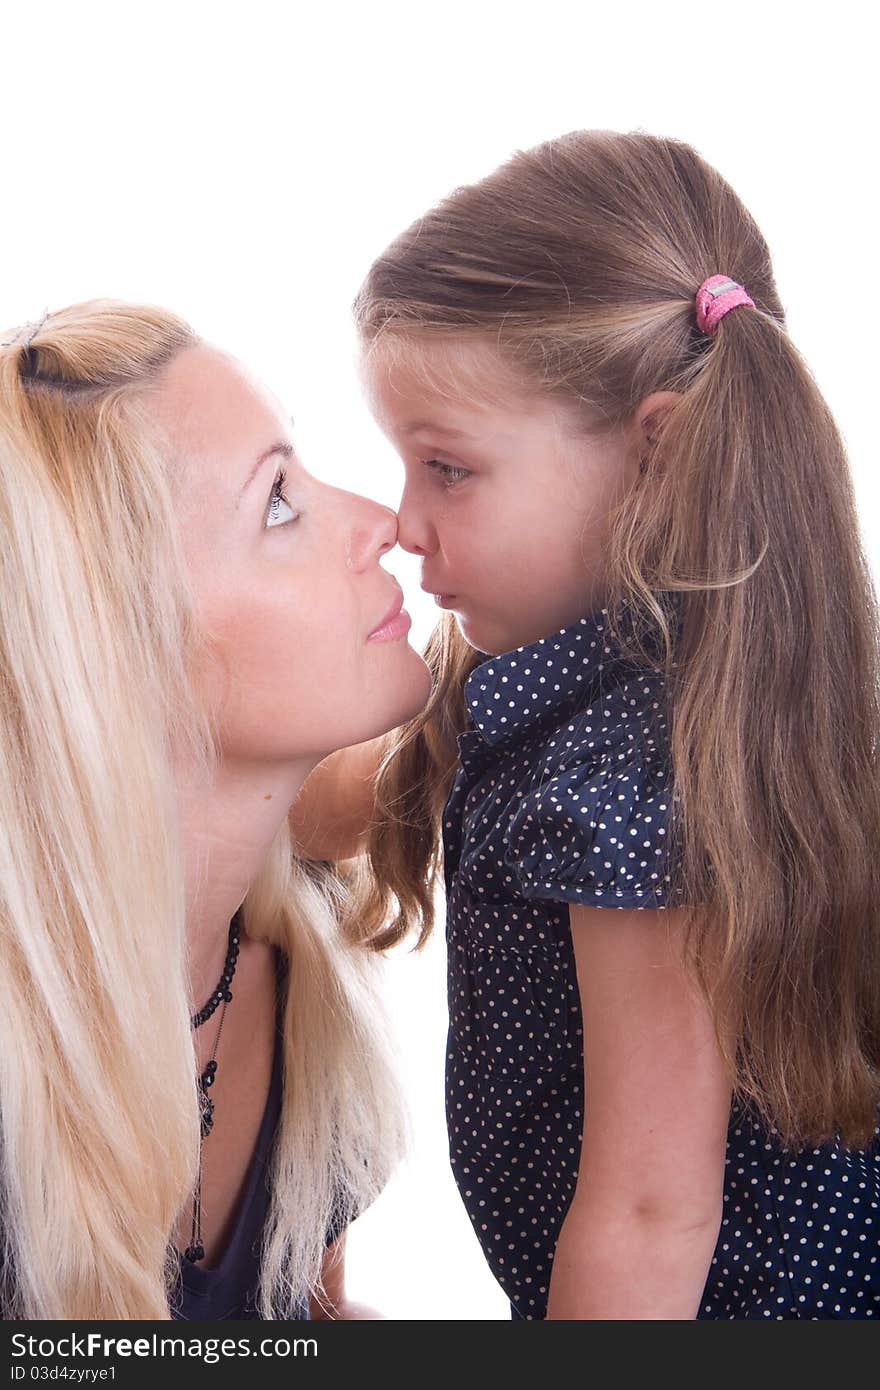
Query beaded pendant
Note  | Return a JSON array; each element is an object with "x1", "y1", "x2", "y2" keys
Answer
[
  {"x1": 183, "y1": 912, "x2": 240, "y2": 1265},
  {"x1": 198, "y1": 1059, "x2": 217, "y2": 1138}
]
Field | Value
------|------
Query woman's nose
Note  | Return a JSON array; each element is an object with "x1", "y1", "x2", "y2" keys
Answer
[{"x1": 345, "y1": 493, "x2": 398, "y2": 571}]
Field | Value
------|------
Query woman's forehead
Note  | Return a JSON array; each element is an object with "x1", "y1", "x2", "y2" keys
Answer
[{"x1": 153, "y1": 343, "x2": 285, "y2": 458}]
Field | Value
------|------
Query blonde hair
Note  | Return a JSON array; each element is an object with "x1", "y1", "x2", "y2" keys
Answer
[
  {"x1": 0, "y1": 301, "x2": 403, "y2": 1319},
  {"x1": 351, "y1": 129, "x2": 880, "y2": 1149}
]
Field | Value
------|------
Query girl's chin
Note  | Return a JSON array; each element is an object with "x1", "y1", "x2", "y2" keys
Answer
[{"x1": 454, "y1": 611, "x2": 506, "y2": 658}]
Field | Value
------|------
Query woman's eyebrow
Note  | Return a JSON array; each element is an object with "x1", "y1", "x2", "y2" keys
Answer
[{"x1": 236, "y1": 440, "x2": 294, "y2": 507}]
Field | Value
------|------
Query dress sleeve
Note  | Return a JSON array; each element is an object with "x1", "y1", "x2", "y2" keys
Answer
[{"x1": 503, "y1": 691, "x2": 680, "y2": 909}]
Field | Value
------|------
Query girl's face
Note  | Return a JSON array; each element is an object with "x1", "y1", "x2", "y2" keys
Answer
[
  {"x1": 363, "y1": 339, "x2": 641, "y2": 656},
  {"x1": 153, "y1": 344, "x2": 431, "y2": 767}
]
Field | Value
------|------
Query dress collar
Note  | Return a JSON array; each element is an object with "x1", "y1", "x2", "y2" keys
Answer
[
  {"x1": 462, "y1": 599, "x2": 677, "y2": 749},
  {"x1": 463, "y1": 607, "x2": 613, "y2": 748}
]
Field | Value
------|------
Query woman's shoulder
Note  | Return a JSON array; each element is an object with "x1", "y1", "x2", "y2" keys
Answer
[{"x1": 504, "y1": 664, "x2": 680, "y2": 908}]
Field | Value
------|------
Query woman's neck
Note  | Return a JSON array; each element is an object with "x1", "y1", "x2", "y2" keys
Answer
[{"x1": 175, "y1": 753, "x2": 316, "y2": 1013}]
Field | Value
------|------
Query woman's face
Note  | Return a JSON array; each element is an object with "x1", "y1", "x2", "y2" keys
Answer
[{"x1": 153, "y1": 343, "x2": 431, "y2": 766}]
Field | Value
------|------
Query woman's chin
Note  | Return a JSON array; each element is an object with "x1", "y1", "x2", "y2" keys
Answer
[
  {"x1": 362, "y1": 648, "x2": 433, "y2": 742},
  {"x1": 392, "y1": 650, "x2": 433, "y2": 724}
]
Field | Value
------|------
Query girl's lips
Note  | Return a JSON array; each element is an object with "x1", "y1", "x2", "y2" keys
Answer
[{"x1": 434, "y1": 594, "x2": 458, "y2": 609}]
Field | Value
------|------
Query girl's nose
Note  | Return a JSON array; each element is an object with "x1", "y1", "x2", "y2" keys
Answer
[
  {"x1": 396, "y1": 484, "x2": 436, "y2": 558},
  {"x1": 345, "y1": 492, "x2": 398, "y2": 571}
]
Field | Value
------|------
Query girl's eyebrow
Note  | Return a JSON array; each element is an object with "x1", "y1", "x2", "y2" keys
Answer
[
  {"x1": 402, "y1": 421, "x2": 472, "y2": 439},
  {"x1": 236, "y1": 440, "x2": 294, "y2": 507}
]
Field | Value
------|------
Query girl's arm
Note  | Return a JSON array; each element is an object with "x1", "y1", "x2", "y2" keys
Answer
[
  {"x1": 288, "y1": 736, "x2": 386, "y2": 863},
  {"x1": 309, "y1": 1232, "x2": 383, "y2": 1320},
  {"x1": 547, "y1": 905, "x2": 731, "y2": 1320}
]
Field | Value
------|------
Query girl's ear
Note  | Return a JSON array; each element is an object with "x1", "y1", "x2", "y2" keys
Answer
[{"x1": 634, "y1": 390, "x2": 681, "y2": 474}]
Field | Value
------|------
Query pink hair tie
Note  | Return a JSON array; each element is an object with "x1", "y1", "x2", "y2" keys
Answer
[{"x1": 695, "y1": 275, "x2": 756, "y2": 336}]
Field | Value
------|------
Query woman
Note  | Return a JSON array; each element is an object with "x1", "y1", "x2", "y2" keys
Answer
[{"x1": 0, "y1": 300, "x2": 431, "y2": 1319}]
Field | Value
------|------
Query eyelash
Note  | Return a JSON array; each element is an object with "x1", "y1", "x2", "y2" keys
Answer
[
  {"x1": 422, "y1": 458, "x2": 471, "y2": 487},
  {"x1": 266, "y1": 468, "x2": 300, "y2": 528}
]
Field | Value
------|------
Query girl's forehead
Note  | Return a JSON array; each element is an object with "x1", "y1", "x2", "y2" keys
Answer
[{"x1": 360, "y1": 333, "x2": 536, "y2": 427}]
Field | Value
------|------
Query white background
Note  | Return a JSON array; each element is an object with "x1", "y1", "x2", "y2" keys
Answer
[{"x1": 2, "y1": 2, "x2": 875, "y2": 1320}]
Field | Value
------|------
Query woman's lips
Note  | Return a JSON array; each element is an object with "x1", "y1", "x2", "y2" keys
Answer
[
  {"x1": 368, "y1": 609, "x2": 412, "y2": 642},
  {"x1": 367, "y1": 589, "x2": 412, "y2": 642}
]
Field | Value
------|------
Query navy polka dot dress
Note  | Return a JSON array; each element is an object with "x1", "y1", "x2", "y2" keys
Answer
[{"x1": 441, "y1": 605, "x2": 880, "y2": 1319}]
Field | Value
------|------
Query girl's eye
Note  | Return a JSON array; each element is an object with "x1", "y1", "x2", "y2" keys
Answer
[
  {"x1": 422, "y1": 458, "x2": 471, "y2": 487},
  {"x1": 266, "y1": 469, "x2": 301, "y2": 529}
]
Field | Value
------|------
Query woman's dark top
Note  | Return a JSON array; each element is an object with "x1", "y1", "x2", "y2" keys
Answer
[
  {"x1": 171, "y1": 945, "x2": 318, "y2": 1321},
  {"x1": 170, "y1": 997, "x2": 312, "y2": 1319},
  {"x1": 443, "y1": 605, "x2": 880, "y2": 1319},
  {"x1": 169, "y1": 948, "x2": 311, "y2": 1321}
]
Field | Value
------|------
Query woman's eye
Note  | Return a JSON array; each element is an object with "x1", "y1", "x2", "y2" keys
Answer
[
  {"x1": 422, "y1": 458, "x2": 471, "y2": 487},
  {"x1": 266, "y1": 469, "x2": 300, "y2": 529}
]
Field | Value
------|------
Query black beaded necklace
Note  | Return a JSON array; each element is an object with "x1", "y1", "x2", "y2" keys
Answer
[{"x1": 183, "y1": 909, "x2": 241, "y2": 1264}]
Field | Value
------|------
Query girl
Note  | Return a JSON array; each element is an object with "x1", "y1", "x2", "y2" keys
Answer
[
  {"x1": 0, "y1": 300, "x2": 430, "y2": 1319},
  {"x1": 292, "y1": 130, "x2": 880, "y2": 1318}
]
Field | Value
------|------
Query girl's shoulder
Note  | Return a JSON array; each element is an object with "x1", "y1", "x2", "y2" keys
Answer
[{"x1": 502, "y1": 663, "x2": 680, "y2": 910}]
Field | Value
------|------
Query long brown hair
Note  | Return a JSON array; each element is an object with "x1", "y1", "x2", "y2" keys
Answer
[{"x1": 351, "y1": 129, "x2": 880, "y2": 1149}]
